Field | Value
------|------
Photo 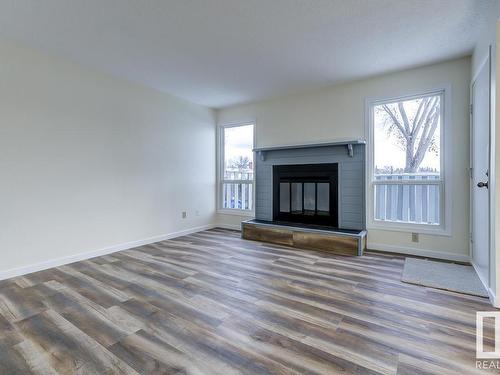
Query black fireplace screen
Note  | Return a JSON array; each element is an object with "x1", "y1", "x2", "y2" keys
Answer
[{"x1": 273, "y1": 163, "x2": 338, "y2": 227}]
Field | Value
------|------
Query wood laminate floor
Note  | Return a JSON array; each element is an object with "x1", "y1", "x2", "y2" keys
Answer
[{"x1": 0, "y1": 228, "x2": 497, "y2": 374}]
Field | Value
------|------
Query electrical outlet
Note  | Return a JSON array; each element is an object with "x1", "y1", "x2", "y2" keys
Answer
[
  {"x1": 411, "y1": 233, "x2": 419, "y2": 242},
  {"x1": 195, "y1": 210, "x2": 200, "y2": 216},
  {"x1": 182, "y1": 211, "x2": 187, "y2": 219}
]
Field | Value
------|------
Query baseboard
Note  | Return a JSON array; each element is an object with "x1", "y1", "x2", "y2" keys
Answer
[
  {"x1": 489, "y1": 289, "x2": 498, "y2": 307},
  {"x1": 0, "y1": 224, "x2": 215, "y2": 281},
  {"x1": 471, "y1": 261, "x2": 490, "y2": 290},
  {"x1": 471, "y1": 261, "x2": 497, "y2": 306},
  {"x1": 214, "y1": 223, "x2": 242, "y2": 231},
  {"x1": 368, "y1": 242, "x2": 471, "y2": 263}
]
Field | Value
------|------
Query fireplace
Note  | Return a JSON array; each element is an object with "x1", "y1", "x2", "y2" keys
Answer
[
  {"x1": 243, "y1": 143, "x2": 366, "y2": 255},
  {"x1": 272, "y1": 163, "x2": 338, "y2": 227}
]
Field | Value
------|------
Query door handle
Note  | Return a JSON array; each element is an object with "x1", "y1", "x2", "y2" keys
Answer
[{"x1": 477, "y1": 181, "x2": 489, "y2": 188}]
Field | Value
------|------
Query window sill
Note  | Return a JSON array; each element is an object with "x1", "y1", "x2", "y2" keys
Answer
[
  {"x1": 217, "y1": 209, "x2": 255, "y2": 217},
  {"x1": 368, "y1": 221, "x2": 451, "y2": 237}
]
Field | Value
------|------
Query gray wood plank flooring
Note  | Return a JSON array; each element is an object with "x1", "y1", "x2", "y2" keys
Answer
[{"x1": 0, "y1": 228, "x2": 496, "y2": 374}]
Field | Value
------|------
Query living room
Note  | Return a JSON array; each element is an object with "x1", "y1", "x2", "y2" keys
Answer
[{"x1": 1, "y1": 1, "x2": 499, "y2": 374}]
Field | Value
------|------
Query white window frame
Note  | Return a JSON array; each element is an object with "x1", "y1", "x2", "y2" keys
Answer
[
  {"x1": 365, "y1": 86, "x2": 452, "y2": 236},
  {"x1": 217, "y1": 121, "x2": 256, "y2": 216}
]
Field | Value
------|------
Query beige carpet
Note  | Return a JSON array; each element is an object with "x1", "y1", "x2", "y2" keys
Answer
[{"x1": 402, "y1": 258, "x2": 488, "y2": 297}]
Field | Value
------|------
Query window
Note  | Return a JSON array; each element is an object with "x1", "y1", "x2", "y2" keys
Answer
[
  {"x1": 368, "y1": 90, "x2": 447, "y2": 233},
  {"x1": 218, "y1": 123, "x2": 255, "y2": 213}
]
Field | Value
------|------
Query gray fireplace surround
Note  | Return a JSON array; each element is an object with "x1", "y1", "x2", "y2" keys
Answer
[{"x1": 254, "y1": 140, "x2": 366, "y2": 231}]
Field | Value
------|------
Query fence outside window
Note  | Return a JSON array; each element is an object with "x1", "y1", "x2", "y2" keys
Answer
[
  {"x1": 374, "y1": 173, "x2": 440, "y2": 225},
  {"x1": 221, "y1": 170, "x2": 254, "y2": 210}
]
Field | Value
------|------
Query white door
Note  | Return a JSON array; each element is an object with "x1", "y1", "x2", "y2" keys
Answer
[{"x1": 471, "y1": 51, "x2": 491, "y2": 286}]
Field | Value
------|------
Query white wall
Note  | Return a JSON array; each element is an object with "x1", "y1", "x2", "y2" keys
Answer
[
  {"x1": 0, "y1": 39, "x2": 216, "y2": 277},
  {"x1": 217, "y1": 57, "x2": 471, "y2": 261}
]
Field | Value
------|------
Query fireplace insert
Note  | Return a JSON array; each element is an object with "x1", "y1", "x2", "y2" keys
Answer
[{"x1": 272, "y1": 163, "x2": 338, "y2": 227}]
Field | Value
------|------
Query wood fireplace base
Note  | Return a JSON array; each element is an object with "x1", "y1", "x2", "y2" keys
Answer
[{"x1": 241, "y1": 219, "x2": 366, "y2": 256}]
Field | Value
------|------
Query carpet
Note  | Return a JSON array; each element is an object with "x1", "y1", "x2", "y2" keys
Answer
[{"x1": 401, "y1": 258, "x2": 488, "y2": 297}]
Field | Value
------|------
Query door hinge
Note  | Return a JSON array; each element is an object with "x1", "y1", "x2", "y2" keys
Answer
[
  {"x1": 470, "y1": 232, "x2": 474, "y2": 244},
  {"x1": 470, "y1": 104, "x2": 473, "y2": 115},
  {"x1": 469, "y1": 167, "x2": 473, "y2": 179}
]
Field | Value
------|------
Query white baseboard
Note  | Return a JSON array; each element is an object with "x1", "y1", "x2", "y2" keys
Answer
[
  {"x1": 214, "y1": 223, "x2": 242, "y2": 231},
  {"x1": 471, "y1": 261, "x2": 490, "y2": 289},
  {"x1": 471, "y1": 261, "x2": 498, "y2": 307},
  {"x1": 0, "y1": 224, "x2": 215, "y2": 281},
  {"x1": 368, "y1": 242, "x2": 471, "y2": 263},
  {"x1": 485, "y1": 287, "x2": 498, "y2": 307},
  {"x1": 489, "y1": 290, "x2": 498, "y2": 307}
]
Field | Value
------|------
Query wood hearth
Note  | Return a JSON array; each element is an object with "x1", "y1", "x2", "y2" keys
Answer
[{"x1": 242, "y1": 219, "x2": 366, "y2": 256}]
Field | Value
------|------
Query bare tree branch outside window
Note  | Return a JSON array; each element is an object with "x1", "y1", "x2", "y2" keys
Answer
[
  {"x1": 375, "y1": 96, "x2": 440, "y2": 173},
  {"x1": 229, "y1": 156, "x2": 251, "y2": 171}
]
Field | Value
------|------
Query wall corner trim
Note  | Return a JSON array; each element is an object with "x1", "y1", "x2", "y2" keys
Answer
[{"x1": 0, "y1": 224, "x2": 216, "y2": 281}]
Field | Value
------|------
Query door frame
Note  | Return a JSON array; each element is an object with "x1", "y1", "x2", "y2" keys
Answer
[{"x1": 470, "y1": 46, "x2": 492, "y2": 291}]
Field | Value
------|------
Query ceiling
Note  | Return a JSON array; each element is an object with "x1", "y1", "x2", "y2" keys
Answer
[{"x1": 0, "y1": 0, "x2": 495, "y2": 108}]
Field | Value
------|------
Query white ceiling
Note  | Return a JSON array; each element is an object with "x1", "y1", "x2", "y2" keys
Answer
[{"x1": 0, "y1": 0, "x2": 495, "y2": 108}]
